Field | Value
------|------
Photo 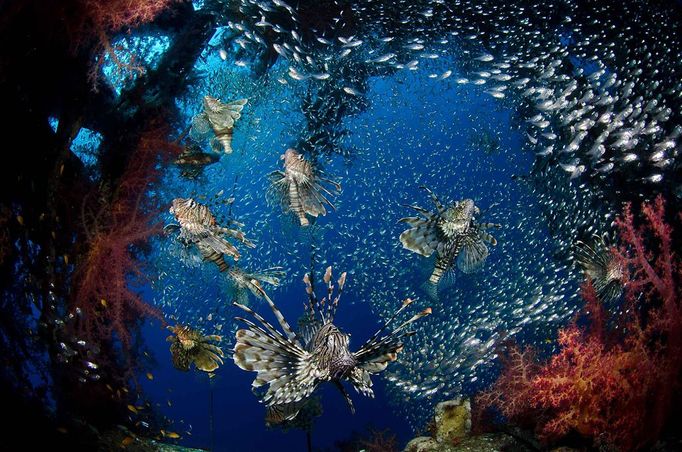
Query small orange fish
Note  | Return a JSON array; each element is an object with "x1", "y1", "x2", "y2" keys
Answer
[
  {"x1": 127, "y1": 404, "x2": 138, "y2": 414},
  {"x1": 121, "y1": 436, "x2": 134, "y2": 447},
  {"x1": 146, "y1": 372, "x2": 154, "y2": 380},
  {"x1": 164, "y1": 431, "x2": 181, "y2": 439}
]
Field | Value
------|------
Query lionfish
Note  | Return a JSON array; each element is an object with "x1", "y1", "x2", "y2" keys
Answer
[
  {"x1": 174, "y1": 142, "x2": 220, "y2": 179},
  {"x1": 190, "y1": 96, "x2": 247, "y2": 154},
  {"x1": 233, "y1": 266, "x2": 431, "y2": 420},
  {"x1": 268, "y1": 149, "x2": 341, "y2": 226},
  {"x1": 218, "y1": 256, "x2": 286, "y2": 305},
  {"x1": 166, "y1": 197, "x2": 254, "y2": 261},
  {"x1": 399, "y1": 187, "x2": 500, "y2": 289},
  {"x1": 167, "y1": 325, "x2": 224, "y2": 373},
  {"x1": 574, "y1": 234, "x2": 624, "y2": 302}
]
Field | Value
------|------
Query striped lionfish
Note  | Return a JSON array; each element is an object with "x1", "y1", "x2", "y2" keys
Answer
[
  {"x1": 166, "y1": 197, "x2": 255, "y2": 262},
  {"x1": 268, "y1": 149, "x2": 341, "y2": 226},
  {"x1": 190, "y1": 96, "x2": 247, "y2": 154},
  {"x1": 574, "y1": 234, "x2": 624, "y2": 302},
  {"x1": 399, "y1": 187, "x2": 501, "y2": 290},
  {"x1": 165, "y1": 198, "x2": 284, "y2": 301},
  {"x1": 174, "y1": 142, "x2": 220, "y2": 179},
  {"x1": 233, "y1": 266, "x2": 431, "y2": 421},
  {"x1": 167, "y1": 325, "x2": 224, "y2": 373}
]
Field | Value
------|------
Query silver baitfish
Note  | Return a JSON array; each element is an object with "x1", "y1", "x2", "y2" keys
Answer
[
  {"x1": 573, "y1": 234, "x2": 624, "y2": 302},
  {"x1": 399, "y1": 187, "x2": 500, "y2": 290},
  {"x1": 268, "y1": 149, "x2": 341, "y2": 226},
  {"x1": 190, "y1": 96, "x2": 248, "y2": 154},
  {"x1": 232, "y1": 266, "x2": 431, "y2": 420},
  {"x1": 166, "y1": 198, "x2": 255, "y2": 261}
]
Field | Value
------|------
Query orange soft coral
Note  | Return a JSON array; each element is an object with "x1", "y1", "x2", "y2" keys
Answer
[{"x1": 475, "y1": 196, "x2": 681, "y2": 449}]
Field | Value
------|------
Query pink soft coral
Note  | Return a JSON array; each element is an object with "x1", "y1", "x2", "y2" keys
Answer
[
  {"x1": 72, "y1": 120, "x2": 179, "y2": 349},
  {"x1": 475, "y1": 196, "x2": 681, "y2": 449}
]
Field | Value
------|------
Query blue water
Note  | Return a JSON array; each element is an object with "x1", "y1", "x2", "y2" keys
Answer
[{"x1": 127, "y1": 57, "x2": 539, "y2": 450}]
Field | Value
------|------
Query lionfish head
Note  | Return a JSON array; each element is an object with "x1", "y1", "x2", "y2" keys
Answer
[
  {"x1": 168, "y1": 325, "x2": 198, "y2": 350},
  {"x1": 322, "y1": 323, "x2": 350, "y2": 345},
  {"x1": 203, "y1": 95, "x2": 221, "y2": 112},
  {"x1": 440, "y1": 199, "x2": 476, "y2": 237},
  {"x1": 170, "y1": 198, "x2": 197, "y2": 218},
  {"x1": 317, "y1": 324, "x2": 357, "y2": 379},
  {"x1": 282, "y1": 148, "x2": 302, "y2": 164}
]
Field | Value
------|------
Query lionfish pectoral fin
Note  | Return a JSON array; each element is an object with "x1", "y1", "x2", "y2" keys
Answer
[
  {"x1": 399, "y1": 226, "x2": 438, "y2": 256},
  {"x1": 456, "y1": 234, "x2": 489, "y2": 273},
  {"x1": 478, "y1": 229, "x2": 498, "y2": 246},
  {"x1": 233, "y1": 302, "x2": 320, "y2": 405},
  {"x1": 333, "y1": 380, "x2": 356, "y2": 415}
]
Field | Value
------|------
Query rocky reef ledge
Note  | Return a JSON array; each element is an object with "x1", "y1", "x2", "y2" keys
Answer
[{"x1": 404, "y1": 398, "x2": 525, "y2": 452}]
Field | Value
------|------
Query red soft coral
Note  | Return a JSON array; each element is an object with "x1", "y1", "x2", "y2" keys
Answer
[
  {"x1": 72, "y1": 120, "x2": 179, "y2": 350},
  {"x1": 57, "y1": 0, "x2": 181, "y2": 88},
  {"x1": 474, "y1": 343, "x2": 540, "y2": 425},
  {"x1": 476, "y1": 196, "x2": 681, "y2": 449}
]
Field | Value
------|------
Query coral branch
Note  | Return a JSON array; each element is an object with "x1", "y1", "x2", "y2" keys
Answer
[
  {"x1": 475, "y1": 196, "x2": 681, "y2": 450},
  {"x1": 72, "y1": 120, "x2": 180, "y2": 351}
]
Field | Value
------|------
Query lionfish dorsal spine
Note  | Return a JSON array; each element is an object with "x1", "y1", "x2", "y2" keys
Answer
[
  {"x1": 420, "y1": 186, "x2": 446, "y2": 214},
  {"x1": 360, "y1": 298, "x2": 415, "y2": 351},
  {"x1": 255, "y1": 286, "x2": 299, "y2": 343}
]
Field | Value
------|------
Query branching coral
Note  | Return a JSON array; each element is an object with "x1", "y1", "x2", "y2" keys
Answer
[
  {"x1": 474, "y1": 343, "x2": 540, "y2": 424},
  {"x1": 58, "y1": 0, "x2": 181, "y2": 88},
  {"x1": 72, "y1": 120, "x2": 179, "y2": 350},
  {"x1": 475, "y1": 196, "x2": 680, "y2": 449}
]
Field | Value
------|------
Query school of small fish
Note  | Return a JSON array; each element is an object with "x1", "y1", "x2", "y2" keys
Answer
[{"x1": 140, "y1": 0, "x2": 681, "y2": 431}]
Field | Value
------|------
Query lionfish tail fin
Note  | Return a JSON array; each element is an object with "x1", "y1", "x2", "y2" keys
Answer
[
  {"x1": 265, "y1": 401, "x2": 306, "y2": 426},
  {"x1": 201, "y1": 233, "x2": 241, "y2": 261},
  {"x1": 420, "y1": 280, "x2": 440, "y2": 301}
]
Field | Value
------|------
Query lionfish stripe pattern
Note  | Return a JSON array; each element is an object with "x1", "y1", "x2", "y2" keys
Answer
[
  {"x1": 574, "y1": 234, "x2": 624, "y2": 302},
  {"x1": 191, "y1": 96, "x2": 248, "y2": 154},
  {"x1": 233, "y1": 267, "x2": 430, "y2": 415},
  {"x1": 167, "y1": 325, "x2": 224, "y2": 373},
  {"x1": 399, "y1": 187, "x2": 501, "y2": 289},
  {"x1": 269, "y1": 149, "x2": 341, "y2": 226},
  {"x1": 169, "y1": 198, "x2": 253, "y2": 261},
  {"x1": 265, "y1": 400, "x2": 307, "y2": 425}
]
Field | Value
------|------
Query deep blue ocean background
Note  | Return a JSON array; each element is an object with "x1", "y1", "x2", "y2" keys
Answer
[{"x1": 121, "y1": 49, "x2": 544, "y2": 450}]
